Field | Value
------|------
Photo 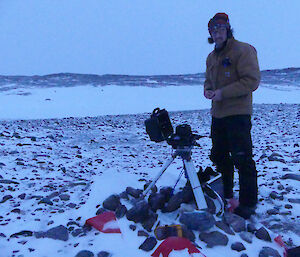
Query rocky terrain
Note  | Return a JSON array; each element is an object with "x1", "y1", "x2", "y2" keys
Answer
[{"x1": 0, "y1": 103, "x2": 299, "y2": 257}]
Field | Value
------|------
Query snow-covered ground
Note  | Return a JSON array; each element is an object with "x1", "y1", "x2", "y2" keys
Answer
[{"x1": 0, "y1": 83, "x2": 299, "y2": 257}]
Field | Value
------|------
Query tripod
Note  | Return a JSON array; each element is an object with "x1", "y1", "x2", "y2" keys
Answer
[{"x1": 143, "y1": 143, "x2": 223, "y2": 212}]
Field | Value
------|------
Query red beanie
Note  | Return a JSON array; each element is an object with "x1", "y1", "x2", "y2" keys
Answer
[{"x1": 208, "y1": 13, "x2": 230, "y2": 32}]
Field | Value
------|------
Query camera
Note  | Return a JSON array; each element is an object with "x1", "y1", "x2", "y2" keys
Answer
[{"x1": 145, "y1": 108, "x2": 202, "y2": 148}]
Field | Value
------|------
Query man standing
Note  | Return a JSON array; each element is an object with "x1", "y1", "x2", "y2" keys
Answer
[{"x1": 204, "y1": 13, "x2": 260, "y2": 219}]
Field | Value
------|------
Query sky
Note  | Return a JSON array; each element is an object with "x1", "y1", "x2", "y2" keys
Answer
[{"x1": 0, "y1": 0, "x2": 299, "y2": 76}]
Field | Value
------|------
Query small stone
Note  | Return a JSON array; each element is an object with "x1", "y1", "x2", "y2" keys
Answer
[
  {"x1": 71, "y1": 228, "x2": 84, "y2": 237},
  {"x1": 0, "y1": 233, "x2": 6, "y2": 237},
  {"x1": 199, "y1": 231, "x2": 228, "y2": 248},
  {"x1": 138, "y1": 230, "x2": 149, "y2": 237},
  {"x1": 267, "y1": 209, "x2": 279, "y2": 215},
  {"x1": 97, "y1": 251, "x2": 111, "y2": 257},
  {"x1": 75, "y1": 250, "x2": 94, "y2": 257},
  {"x1": 96, "y1": 208, "x2": 106, "y2": 215},
  {"x1": 67, "y1": 203, "x2": 76, "y2": 208},
  {"x1": 288, "y1": 198, "x2": 300, "y2": 204},
  {"x1": 59, "y1": 194, "x2": 70, "y2": 201},
  {"x1": 247, "y1": 223, "x2": 257, "y2": 233},
  {"x1": 38, "y1": 198, "x2": 53, "y2": 206},
  {"x1": 282, "y1": 174, "x2": 300, "y2": 181},
  {"x1": 115, "y1": 204, "x2": 127, "y2": 219},
  {"x1": 139, "y1": 237, "x2": 157, "y2": 252},
  {"x1": 10, "y1": 231, "x2": 33, "y2": 238},
  {"x1": 259, "y1": 246, "x2": 281, "y2": 257},
  {"x1": 231, "y1": 242, "x2": 246, "y2": 252},
  {"x1": 240, "y1": 254, "x2": 249, "y2": 257},
  {"x1": 0, "y1": 179, "x2": 19, "y2": 185},
  {"x1": 129, "y1": 224, "x2": 136, "y2": 231},
  {"x1": 285, "y1": 204, "x2": 293, "y2": 209},
  {"x1": 179, "y1": 211, "x2": 215, "y2": 231},
  {"x1": 102, "y1": 194, "x2": 121, "y2": 211},
  {"x1": 0, "y1": 195, "x2": 13, "y2": 203},
  {"x1": 223, "y1": 212, "x2": 246, "y2": 233},
  {"x1": 269, "y1": 191, "x2": 284, "y2": 201},
  {"x1": 240, "y1": 231, "x2": 253, "y2": 243},
  {"x1": 255, "y1": 227, "x2": 272, "y2": 242},
  {"x1": 11, "y1": 208, "x2": 21, "y2": 214},
  {"x1": 34, "y1": 225, "x2": 69, "y2": 241},
  {"x1": 126, "y1": 187, "x2": 142, "y2": 198},
  {"x1": 18, "y1": 193, "x2": 26, "y2": 200},
  {"x1": 215, "y1": 221, "x2": 235, "y2": 235}
]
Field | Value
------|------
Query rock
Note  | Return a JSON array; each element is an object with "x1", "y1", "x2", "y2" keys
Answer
[
  {"x1": 11, "y1": 208, "x2": 21, "y2": 214},
  {"x1": 268, "y1": 153, "x2": 285, "y2": 163},
  {"x1": 138, "y1": 230, "x2": 149, "y2": 237},
  {"x1": 129, "y1": 224, "x2": 136, "y2": 231},
  {"x1": 59, "y1": 194, "x2": 70, "y2": 201},
  {"x1": 282, "y1": 174, "x2": 300, "y2": 181},
  {"x1": 163, "y1": 192, "x2": 183, "y2": 212},
  {"x1": 288, "y1": 198, "x2": 300, "y2": 204},
  {"x1": 182, "y1": 225, "x2": 196, "y2": 242},
  {"x1": 259, "y1": 247, "x2": 281, "y2": 257},
  {"x1": 0, "y1": 179, "x2": 19, "y2": 185},
  {"x1": 240, "y1": 254, "x2": 249, "y2": 257},
  {"x1": 267, "y1": 208, "x2": 280, "y2": 215},
  {"x1": 139, "y1": 237, "x2": 157, "y2": 251},
  {"x1": 247, "y1": 223, "x2": 257, "y2": 233},
  {"x1": 255, "y1": 227, "x2": 272, "y2": 242},
  {"x1": 179, "y1": 211, "x2": 215, "y2": 231},
  {"x1": 97, "y1": 251, "x2": 111, "y2": 257},
  {"x1": 75, "y1": 250, "x2": 94, "y2": 257},
  {"x1": 71, "y1": 228, "x2": 84, "y2": 237},
  {"x1": 240, "y1": 231, "x2": 253, "y2": 243},
  {"x1": 115, "y1": 204, "x2": 127, "y2": 218},
  {"x1": 269, "y1": 191, "x2": 284, "y2": 201},
  {"x1": 119, "y1": 191, "x2": 129, "y2": 200},
  {"x1": 159, "y1": 187, "x2": 173, "y2": 201},
  {"x1": 199, "y1": 231, "x2": 228, "y2": 248},
  {"x1": 231, "y1": 242, "x2": 246, "y2": 252},
  {"x1": 18, "y1": 193, "x2": 26, "y2": 200},
  {"x1": 96, "y1": 208, "x2": 106, "y2": 215},
  {"x1": 142, "y1": 212, "x2": 157, "y2": 232},
  {"x1": 148, "y1": 193, "x2": 167, "y2": 211},
  {"x1": 126, "y1": 187, "x2": 142, "y2": 198},
  {"x1": 103, "y1": 194, "x2": 121, "y2": 211},
  {"x1": 0, "y1": 233, "x2": 6, "y2": 237},
  {"x1": 67, "y1": 203, "x2": 77, "y2": 208},
  {"x1": 38, "y1": 198, "x2": 53, "y2": 205},
  {"x1": 223, "y1": 213, "x2": 246, "y2": 233},
  {"x1": 0, "y1": 195, "x2": 13, "y2": 203},
  {"x1": 10, "y1": 231, "x2": 33, "y2": 238},
  {"x1": 215, "y1": 221, "x2": 235, "y2": 235},
  {"x1": 35, "y1": 225, "x2": 69, "y2": 241},
  {"x1": 285, "y1": 204, "x2": 293, "y2": 209},
  {"x1": 126, "y1": 200, "x2": 150, "y2": 223}
]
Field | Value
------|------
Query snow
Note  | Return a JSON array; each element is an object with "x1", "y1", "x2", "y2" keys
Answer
[
  {"x1": 0, "y1": 82, "x2": 299, "y2": 257},
  {"x1": 0, "y1": 84, "x2": 299, "y2": 120}
]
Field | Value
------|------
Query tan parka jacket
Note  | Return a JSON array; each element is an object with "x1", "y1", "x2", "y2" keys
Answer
[{"x1": 204, "y1": 38, "x2": 261, "y2": 118}]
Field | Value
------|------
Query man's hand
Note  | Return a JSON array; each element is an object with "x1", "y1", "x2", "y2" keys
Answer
[
  {"x1": 204, "y1": 89, "x2": 215, "y2": 99},
  {"x1": 211, "y1": 89, "x2": 222, "y2": 101}
]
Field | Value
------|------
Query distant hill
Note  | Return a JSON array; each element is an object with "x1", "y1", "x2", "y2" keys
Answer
[{"x1": 0, "y1": 67, "x2": 299, "y2": 90}]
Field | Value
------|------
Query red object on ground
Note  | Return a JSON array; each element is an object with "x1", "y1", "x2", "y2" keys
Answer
[
  {"x1": 274, "y1": 235, "x2": 288, "y2": 257},
  {"x1": 85, "y1": 211, "x2": 121, "y2": 234},
  {"x1": 226, "y1": 198, "x2": 239, "y2": 213},
  {"x1": 151, "y1": 237, "x2": 206, "y2": 257}
]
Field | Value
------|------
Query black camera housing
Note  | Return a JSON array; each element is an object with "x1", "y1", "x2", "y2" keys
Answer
[{"x1": 144, "y1": 108, "x2": 173, "y2": 142}]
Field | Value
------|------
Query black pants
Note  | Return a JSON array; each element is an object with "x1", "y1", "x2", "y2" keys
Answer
[{"x1": 210, "y1": 115, "x2": 258, "y2": 207}]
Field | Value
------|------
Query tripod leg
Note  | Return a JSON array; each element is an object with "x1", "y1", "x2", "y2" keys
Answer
[
  {"x1": 183, "y1": 160, "x2": 208, "y2": 210},
  {"x1": 143, "y1": 155, "x2": 176, "y2": 197}
]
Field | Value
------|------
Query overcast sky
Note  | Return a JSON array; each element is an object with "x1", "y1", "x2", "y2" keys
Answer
[{"x1": 0, "y1": 0, "x2": 299, "y2": 76}]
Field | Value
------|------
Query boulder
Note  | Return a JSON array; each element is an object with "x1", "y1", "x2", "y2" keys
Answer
[
  {"x1": 199, "y1": 231, "x2": 228, "y2": 248},
  {"x1": 180, "y1": 211, "x2": 215, "y2": 231},
  {"x1": 102, "y1": 194, "x2": 121, "y2": 211},
  {"x1": 139, "y1": 237, "x2": 157, "y2": 252},
  {"x1": 35, "y1": 225, "x2": 69, "y2": 241}
]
